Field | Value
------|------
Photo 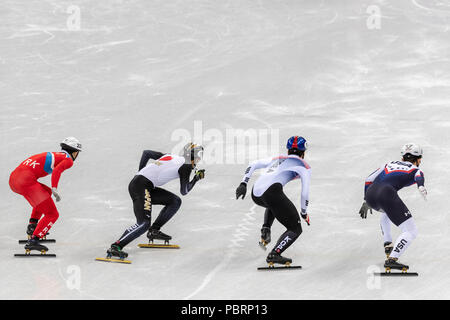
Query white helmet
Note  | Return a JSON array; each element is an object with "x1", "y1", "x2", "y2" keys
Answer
[
  {"x1": 401, "y1": 143, "x2": 422, "y2": 158},
  {"x1": 60, "y1": 137, "x2": 82, "y2": 152}
]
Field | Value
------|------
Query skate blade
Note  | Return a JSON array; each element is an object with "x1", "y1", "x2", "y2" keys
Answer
[
  {"x1": 18, "y1": 239, "x2": 56, "y2": 244},
  {"x1": 375, "y1": 272, "x2": 418, "y2": 277},
  {"x1": 258, "y1": 264, "x2": 302, "y2": 271},
  {"x1": 15, "y1": 250, "x2": 56, "y2": 258},
  {"x1": 138, "y1": 244, "x2": 180, "y2": 249},
  {"x1": 95, "y1": 258, "x2": 132, "y2": 264},
  {"x1": 381, "y1": 267, "x2": 415, "y2": 276}
]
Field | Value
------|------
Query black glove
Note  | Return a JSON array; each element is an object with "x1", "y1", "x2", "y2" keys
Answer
[
  {"x1": 359, "y1": 201, "x2": 373, "y2": 219},
  {"x1": 301, "y1": 213, "x2": 310, "y2": 226},
  {"x1": 236, "y1": 182, "x2": 247, "y2": 200},
  {"x1": 194, "y1": 169, "x2": 205, "y2": 181}
]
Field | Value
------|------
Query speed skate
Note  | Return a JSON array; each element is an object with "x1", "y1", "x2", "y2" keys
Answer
[
  {"x1": 95, "y1": 257, "x2": 132, "y2": 264},
  {"x1": 375, "y1": 267, "x2": 419, "y2": 277},
  {"x1": 258, "y1": 262, "x2": 302, "y2": 271},
  {"x1": 18, "y1": 235, "x2": 56, "y2": 244},
  {"x1": 138, "y1": 240, "x2": 180, "y2": 249},
  {"x1": 14, "y1": 249, "x2": 56, "y2": 258}
]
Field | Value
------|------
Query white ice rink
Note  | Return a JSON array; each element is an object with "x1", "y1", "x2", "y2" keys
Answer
[{"x1": 1, "y1": 0, "x2": 450, "y2": 300}]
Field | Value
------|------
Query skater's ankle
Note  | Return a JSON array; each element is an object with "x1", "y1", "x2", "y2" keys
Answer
[
  {"x1": 150, "y1": 225, "x2": 161, "y2": 231},
  {"x1": 29, "y1": 219, "x2": 38, "y2": 224},
  {"x1": 112, "y1": 243, "x2": 122, "y2": 250},
  {"x1": 388, "y1": 257, "x2": 398, "y2": 261}
]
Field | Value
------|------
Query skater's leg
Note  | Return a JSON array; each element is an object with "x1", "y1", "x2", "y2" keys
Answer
[
  {"x1": 380, "y1": 212, "x2": 393, "y2": 244},
  {"x1": 260, "y1": 209, "x2": 274, "y2": 245},
  {"x1": 389, "y1": 218, "x2": 418, "y2": 259},
  {"x1": 150, "y1": 188, "x2": 182, "y2": 230},
  {"x1": 263, "y1": 209, "x2": 275, "y2": 229},
  {"x1": 251, "y1": 191, "x2": 272, "y2": 228},
  {"x1": 263, "y1": 184, "x2": 302, "y2": 255},
  {"x1": 376, "y1": 185, "x2": 417, "y2": 260},
  {"x1": 30, "y1": 208, "x2": 42, "y2": 222},
  {"x1": 29, "y1": 185, "x2": 50, "y2": 221},
  {"x1": 251, "y1": 189, "x2": 273, "y2": 247},
  {"x1": 115, "y1": 219, "x2": 151, "y2": 249},
  {"x1": 114, "y1": 176, "x2": 153, "y2": 249},
  {"x1": 32, "y1": 197, "x2": 59, "y2": 239}
]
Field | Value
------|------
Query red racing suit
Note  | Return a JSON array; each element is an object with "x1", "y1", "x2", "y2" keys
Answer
[{"x1": 9, "y1": 151, "x2": 74, "y2": 238}]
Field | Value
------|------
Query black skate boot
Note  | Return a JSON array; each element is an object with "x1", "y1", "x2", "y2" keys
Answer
[
  {"x1": 24, "y1": 236, "x2": 48, "y2": 254},
  {"x1": 147, "y1": 228, "x2": 172, "y2": 244},
  {"x1": 26, "y1": 223, "x2": 37, "y2": 239},
  {"x1": 384, "y1": 242, "x2": 393, "y2": 258},
  {"x1": 259, "y1": 227, "x2": 271, "y2": 250},
  {"x1": 107, "y1": 244, "x2": 129, "y2": 260},
  {"x1": 266, "y1": 251, "x2": 292, "y2": 267},
  {"x1": 384, "y1": 258, "x2": 409, "y2": 273}
]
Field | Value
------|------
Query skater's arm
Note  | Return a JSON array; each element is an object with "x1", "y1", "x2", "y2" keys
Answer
[
  {"x1": 51, "y1": 157, "x2": 73, "y2": 189},
  {"x1": 415, "y1": 170, "x2": 427, "y2": 200},
  {"x1": 364, "y1": 166, "x2": 384, "y2": 198},
  {"x1": 297, "y1": 167, "x2": 311, "y2": 214},
  {"x1": 179, "y1": 164, "x2": 204, "y2": 195},
  {"x1": 414, "y1": 170, "x2": 425, "y2": 187},
  {"x1": 241, "y1": 157, "x2": 274, "y2": 184},
  {"x1": 139, "y1": 150, "x2": 165, "y2": 170}
]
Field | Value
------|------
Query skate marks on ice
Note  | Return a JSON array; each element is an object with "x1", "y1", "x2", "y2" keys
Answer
[
  {"x1": 6, "y1": 24, "x2": 124, "y2": 45},
  {"x1": 183, "y1": 205, "x2": 258, "y2": 300},
  {"x1": 411, "y1": 0, "x2": 450, "y2": 12}
]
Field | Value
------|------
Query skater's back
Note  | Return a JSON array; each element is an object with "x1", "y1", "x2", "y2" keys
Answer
[
  {"x1": 366, "y1": 160, "x2": 425, "y2": 192},
  {"x1": 252, "y1": 155, "x2": 311, "y2": 199}
]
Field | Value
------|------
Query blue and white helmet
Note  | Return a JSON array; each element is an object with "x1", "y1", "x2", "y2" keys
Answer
[{"x1": 287, "y1": 136, "x2": 308, "y2": 151}]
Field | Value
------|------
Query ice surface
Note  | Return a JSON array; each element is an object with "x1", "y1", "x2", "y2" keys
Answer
[{"x1": 1, "y1": 0, "x2": 450, "y2": 299}]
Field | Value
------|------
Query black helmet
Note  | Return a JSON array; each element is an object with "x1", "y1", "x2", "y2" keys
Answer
[{"x1": 182, "y1": 143, "x2": 204, "y2": 164}]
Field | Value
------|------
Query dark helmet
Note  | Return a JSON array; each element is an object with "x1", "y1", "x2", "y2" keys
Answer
[
  {"x1": 287, "y1": 136, "x2": 307, "y2": 151},
  {"x1": 182, "y1": 143, "x2": 204, "y2": 164}
]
